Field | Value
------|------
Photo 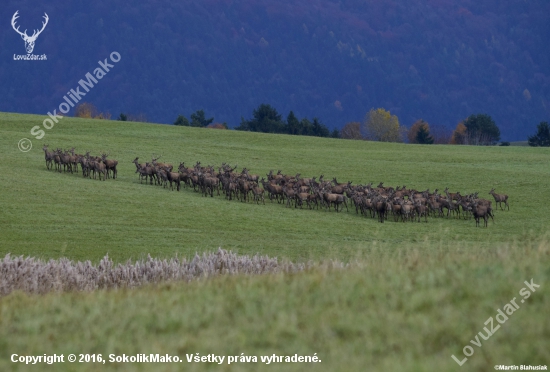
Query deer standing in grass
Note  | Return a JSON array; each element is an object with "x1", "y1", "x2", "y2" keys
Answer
[
  {"x1": 42, "y1": 145, "x2": 54, "y2": 170},
  {"x1": 472, "y1": 201, "x2": 494, "y2": 227},
  {"x1": 101, "y1": 153, "x2": 118, "y2": 179},
  {"x1": 489, "y1": 188, "x2": 509, "y2": 210}
]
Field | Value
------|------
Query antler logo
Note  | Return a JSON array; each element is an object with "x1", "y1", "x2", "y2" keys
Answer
[{"x1": 11, "y1": 10, "x2": 49, "y2": 54}]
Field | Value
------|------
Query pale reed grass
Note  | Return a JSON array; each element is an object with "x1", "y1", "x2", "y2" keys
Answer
[{"x1": 0, "y1": 248, "x2": 348, "y2": 296}]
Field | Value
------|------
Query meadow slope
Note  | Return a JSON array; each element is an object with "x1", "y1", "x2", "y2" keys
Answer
[
  {"x1": 1, "y1": 112, "x2": 549, "y2": 263},
  {"x1": 1, "y1": 112, "x2": 550, "y2": 371}
]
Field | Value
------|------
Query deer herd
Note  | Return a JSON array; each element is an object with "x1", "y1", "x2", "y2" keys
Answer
[
  {"x1": 42, "y1": 145, "x2": 118, "y2": 181},
  {"x1": 42, "y1": 145, "x2": 509, "y2": 227}
]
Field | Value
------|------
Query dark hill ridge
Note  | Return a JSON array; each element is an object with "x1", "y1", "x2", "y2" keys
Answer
[{"x1": 1, "y1": 0, "x2": 548, "y2": 141}]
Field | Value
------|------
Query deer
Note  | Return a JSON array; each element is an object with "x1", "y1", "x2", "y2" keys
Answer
[
  {"x1": 438, "y1": 195, "x2": 458, "y2": 218},
  {"x1": 443, "y1": 187, "x2": 461, "y2": 202},
  {"x1": 390, "y1": 198, "x2": 403, "y2": 222},
  {"x1": 164, "y1": 168, "x2": 181, "y2": 191},
  {"x1": 414, "y1": 199, "x2": 429, "y2": 222},
  {"x1": 68, "y1": 148, "x2": 79, "y2": 174},
  {"x1": 101, "y1": 153, "x2": 118, "y2": 179},
  {"x1": 155, "y1": 168, "x2": 169, "y2": 188},
  {"x1": 261, "y1": 178, "x2": 284, "y2": 203},
  {"x1": 137, "y1": 162, "x2": 156, "y2": 185},
  {"x1": 151, "y1": 155, "x2": 173, "y2": 172},
  {"x1": 52, "y1": 148, "x2": 62, "y2": 172},
  {"x1": 177, "y1": 163, "x2": 193, "y2": 188},
  {"x1": 242, "y1": 168, "x2": 259, "y2": 182},
  {"x1": 374, "y1": 196, "x2": 388, "y2": 223},
  {"x1": 294, "y1": 188, "x2": 312, "y2": 209},
  {"x1": 95, "y1": 160, "x2": 107, "y2": 181},
  {"x1": 59, "y1": 150, "x2": 73, "y2": 173},
  {"x1": 319, "y1": 188, "x2": 348, "y2": 212},
  {"x1": 11, "y1": 11, "x2": 49, "y2": 54},
  {"x1": 282, "y1": 185, "x2": 297, "y2": 208},
  {"x1": 89, "y1": 156, "x2": 106, "y2": 181},
  {"x1": 456, "y1": 197, "x2": 473, "y2": 219},
  {"x1": 133, "y1": 157, "x2": 146, "y2": 173},
  {"x1": 489, "y1": 188, "x2": 509, "y2": 211},
  {"x1": 223, "y1": 177, "x2": 239, "y2": 201},
  {"x1": 42, "y1": 144, "x2": 54, "y2": 170},
  {"x1": 251, "y1": 182, "x2": 265, "y2": 205},
  {"x1": 331, "y1": 181, "x2": 351, "y2": 195},
  {"x1": 200, "y1": 173, "x2": 218, "y2": 197},
  {"x1": 399, "y1": 199, "x2": 415, "y2": 222},
  {"x1": 267, "y1": 170, "x2": 284, "y2": 182},
  {"x1": 78, "y1": 153, "x2": 90, "y2": 177},
  {"x1": 472, "y1": 201, "x2": 493, "y2": 227}
]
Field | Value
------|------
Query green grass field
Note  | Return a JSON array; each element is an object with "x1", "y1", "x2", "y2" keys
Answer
[
  {"x1": 1, "y1": 243, "x2": 549, "y2": 371},
  {"x1": 1, "y1": 112, "x2": 549, "y2": 262},
  {"x1": 1, "y1": 112, "x2": 549, "y2": 371}
]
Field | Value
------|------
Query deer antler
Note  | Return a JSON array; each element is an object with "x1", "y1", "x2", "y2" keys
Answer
[
  {"x1": 29, "y1": 13, "x2": 49, "y2": 40},
  {"x1": 11, "y1": 11, "x2": 49, "y2": 41},
  {"x1": 11, "y1": 11, "x2": 27, "y2": 38}
]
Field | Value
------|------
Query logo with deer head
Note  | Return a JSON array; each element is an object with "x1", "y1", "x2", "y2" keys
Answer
[{"x1": 11, "y1": 10, "x2": 49, "y2": 54}]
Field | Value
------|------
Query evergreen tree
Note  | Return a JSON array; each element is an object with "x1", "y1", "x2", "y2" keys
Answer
[
  {"x1": 311, "y1": 118, "x2": 330, "y2": 137},
  {"x1": 299, "y1": 118, "x2": 313, "y2": 136},
  {"x1": 415, "y1": 125, "x2": 434, "y2": 144},
  {"x1": 190, "y1": 109, "x2": 214, "y2": 127},
  {"x1": 173, "y1": 115, "x2": 190, "y2": 126},
  {"x1": 463, "y1": 114, "x2": 500, "y2": 145},
  {"x1": 236, "y1": 104, "x2": 285, "y2": 133},
  {"x1": 286, "y1": 111, "x2": 300, "y2": 135},
  {"x1": 528, "y1": 122, "x2": 550, "y2": 147}
]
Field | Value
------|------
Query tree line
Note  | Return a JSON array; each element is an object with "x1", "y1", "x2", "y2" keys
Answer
[
  {"x1": 342, "y1": 109, "x2": 548, "y2": 147},
  {"x1": 174, "y1": 104, "x2": 339, "y2": 138},
  {"x1": 74, "y1": 102, "x2": 548, "y2": 147}
]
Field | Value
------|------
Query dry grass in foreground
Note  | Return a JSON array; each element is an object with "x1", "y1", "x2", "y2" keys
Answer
[{"x1": 0, "y1": 248, "x2": 349, "y2": 296}]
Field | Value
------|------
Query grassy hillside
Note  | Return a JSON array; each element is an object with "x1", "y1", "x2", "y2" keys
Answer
[
  {"x1": 1, "y1": 112, "x2": 550, "y2": 263},
  {"x1": 2, "y1": 112, "x2": 550, "y2": 371}
]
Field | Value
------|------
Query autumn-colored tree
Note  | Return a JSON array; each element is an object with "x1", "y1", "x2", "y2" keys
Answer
[
  {"x1": 74, "y1": 103, "x2": 110, "y2": 119},
  {"x1": 363, "y1": 108, "x2": 403, "y2": 142},
  {"x1": 74, "y1": 103, "x2": 98, "y2": 118},
  {"x1": 340, "y1": 122, "x2": 363, "y2": 140},
  {"x1": 450, "y1": 122, "x2": 467, "y2": 144}
]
